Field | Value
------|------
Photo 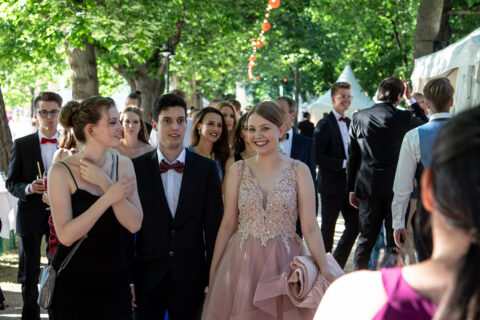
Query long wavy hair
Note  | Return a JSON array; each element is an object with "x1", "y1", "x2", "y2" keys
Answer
[
  {"x1": 121, "y1": 106, "x2": 149, "y2": 143},
  {"x1": 190, "y1": 107, "x2": 230, "y2": 172}
]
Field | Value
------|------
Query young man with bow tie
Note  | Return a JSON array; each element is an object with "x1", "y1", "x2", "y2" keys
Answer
[
  {"x1": 314, "y1": 82, "x2": 359, "y2": 269},
  {"x1": 6, "y1": 91, "x2": 62, "y2": 320},
  {"x1": 132, "y1": 93, "x2": 223, "y2": 319}
]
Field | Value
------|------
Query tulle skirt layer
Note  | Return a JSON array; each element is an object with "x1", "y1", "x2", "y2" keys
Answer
[{"x1": 203, "y1": 233, "x2": 315, "y2": 320}]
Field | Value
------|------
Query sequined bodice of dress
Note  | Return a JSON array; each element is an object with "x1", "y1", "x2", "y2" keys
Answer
[{"x1": 236, "y1": 159, "x2": 300, "y2": 253}]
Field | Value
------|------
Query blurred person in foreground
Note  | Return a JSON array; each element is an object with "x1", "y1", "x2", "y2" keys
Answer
[{"x1": 316, "y1": 106, "x2": 480, "y2": 320}]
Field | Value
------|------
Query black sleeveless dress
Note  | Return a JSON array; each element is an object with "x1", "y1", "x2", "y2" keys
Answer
[{"x1": 49, "y1": 159, "x2": 133, "y2": 319}]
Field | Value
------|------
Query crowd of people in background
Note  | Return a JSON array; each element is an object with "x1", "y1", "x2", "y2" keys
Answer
[{"x1": 3, "y1": 75, "x2": 480, "y2": 320}]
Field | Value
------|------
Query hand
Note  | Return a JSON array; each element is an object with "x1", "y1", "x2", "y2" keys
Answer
[
  {"x1": 42, "y1": 191, "x2": 50, "y2": 205},
  {"x1": 401, "y1": 78, "x2": 412, "y2": 100},
  {"x1": 105, "y1": 177, "x2": 135, "y2": 204},
  {"x1": 130, "y1": 285, "x2": 137, "y2": 310},
  {"x1": 30, "y1": 179, "x2": 46, "y2": 194},
  {"x1": 79, "y1": 158, "x2": 110, "y2": 190},
  {"x1": 349, "y1": 192, "x2": 360, "y2": 209},
  {"x1": 394, "y1": 229, "x2": 407, "y2": 248}
]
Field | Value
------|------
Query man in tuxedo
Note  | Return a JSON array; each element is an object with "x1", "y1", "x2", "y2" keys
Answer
[
  {"x1": 298, "y1": 112, "x2": 314, "y2": 137},
  {"x1": 314, "y1": 82, "x2": 359, "y2": 268},
  {"x1": 392, "y1": 78, "x2": 454, "y2": 261},
  {"x1": 275, "y1": 97, "x2": 317, "y2": 236},
  {"x1": 6, "y1": 92, "x2": 62, "y2": 320},
  {"x1": 132, "y1": 94, "x2": 223, "y2": 319},
  {"x1": 347, "y1": 77, "x2": 426, "y2": 270}
]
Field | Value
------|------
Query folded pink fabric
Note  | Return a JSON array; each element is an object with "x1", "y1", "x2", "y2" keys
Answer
[{"x1": 286, "y1": 253, "x2": 344, "y2": 308}]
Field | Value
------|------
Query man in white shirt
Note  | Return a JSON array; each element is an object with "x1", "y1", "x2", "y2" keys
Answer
[
  {"x1": 313, "y1": 82, "x2": 359, "y2": 268},
  {"x1": 392, "y1": 78, "x2": 454, "y2": 261},
  {"x1": 6, "y1": 92, "x2": 62, "y2": 320},
  {"x1": 132, "y1": 93, "x2": 223, "y2": 319}
]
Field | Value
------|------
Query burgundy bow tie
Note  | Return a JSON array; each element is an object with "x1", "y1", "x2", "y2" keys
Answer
[
  {"x1": 339, "y1": 117, "x2": 347, "y2": 122},
  {"x1": 41, "y1": 138, "x2": 57, "y2": 144},
  {"x1": 159, "y1": 160, "x2": 184, "y2": 174}
]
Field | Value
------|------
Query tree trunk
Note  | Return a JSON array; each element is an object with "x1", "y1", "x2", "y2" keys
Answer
[
  {"x1": 65, "y1": 41, "x2": 99, "y2": 100},
  {"x1": 414, "y1": 0, "x2": 445, "y2": 58},
  {"x1": 188, "y1": 80, "x2": 203, "y2": 110},
  {"x1": 0, "y1": 84, "x2": 13, "y2": 172}
]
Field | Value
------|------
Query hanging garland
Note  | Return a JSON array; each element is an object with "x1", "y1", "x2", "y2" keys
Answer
[{"x1": 247, "y1": 0, "x2": 280, "y2": 81}]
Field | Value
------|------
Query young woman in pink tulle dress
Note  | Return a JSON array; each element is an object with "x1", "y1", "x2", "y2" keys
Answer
[{"x1": 203, "y1": 101, "x2": 333, "y2": 319}]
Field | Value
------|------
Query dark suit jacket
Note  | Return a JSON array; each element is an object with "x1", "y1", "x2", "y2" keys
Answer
[
  {"x1": 347, "y1": 102, "x2": 419, "y2": 198},
  {"x1": 132, "y1": 149, "x2": 223, "y2": 294},
  {"x1": 314, "y1": 112, "x2": 350, "y2": 196},
  {"x1": 6, "y1": 132, "x2": 50, "y2": 237},
  {"x1": 291, "y1": 132, "x2": 316, "y2": 185},
  {"x1": 297, "y1": 120, "x2": 314, "y2": 137}
]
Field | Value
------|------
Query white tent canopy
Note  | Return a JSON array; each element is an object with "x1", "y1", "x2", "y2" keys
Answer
[
  {"x1": 309, "y1": 65, "x2": 374, "y2": 124},
  {"x1": 411, "y1": 27, "x2": 480, "y2": 114}
]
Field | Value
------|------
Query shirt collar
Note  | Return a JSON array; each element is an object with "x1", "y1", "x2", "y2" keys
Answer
[
  {"x1": 331, "y1": 109, "x2": 344, "y2": 121},
  {"x1": 38, "y1": 130, "x2": 59, "y2": 142},
  {"x1": 429, "y1": 112, "x2": 451, "y2": 121},
  {"x1": 157, "y1": 147, "x2": 186, "y2": 165}
]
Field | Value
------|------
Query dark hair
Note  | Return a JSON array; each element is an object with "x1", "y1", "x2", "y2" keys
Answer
[
  {"x1": 377, "y1": 77, "x2": 404, "y2": 104},
  {"x1": 152, "y1": 93, "x2": 187, "y2": 123},
  {"x1": 431, "y1": 106, "x2": 480, "y2": 320},
  {"x1": 34, "y1": 92, "x2": 63, "y2": 109},
  {"x1": 191, "y1": 107, "x2": 230, "y2": 172},
  {"x1": 275, "y1": 96, "x2": 297, "y2": 114},
  {"x1": 228, "y1": 99, "x2": 242, "y2": 112},
  {"x1": 233, "y1": 114, "x2": 248, "y2": 154},
  {"x1": 121, "y1": 106, "x2": 149, "y2": 143},
  {"x1": 303, "y1": 112, "x2": 310, "y2": 118},
  {"x1": 423, "y1": 77, "x2": 454, "y2": 113},
  {"x1": 57, "y1": 101, "x2": 79, "y2": 150},
  {"x1": 331, "y1": 82, "x2": 351, "y2": 97},
  {"x1": 168, "y1": 89, "x2": 186, "y2": 100},
  {"x1": 58, "y1": 96, "x2": 114, "y2": 143},
  {"x1": 127, "y1": 91, "x2": 142, "y2": 107}
]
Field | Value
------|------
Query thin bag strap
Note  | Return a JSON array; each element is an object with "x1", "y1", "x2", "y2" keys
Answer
[{"x1": 57, "y1": 234, "x2": 87, "y2": 276}]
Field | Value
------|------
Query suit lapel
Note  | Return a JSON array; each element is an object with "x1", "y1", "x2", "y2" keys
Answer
[
  {"x1": 32, "y1": 131, "x2": 45, "y2": 174},
  {"x1": 290, "y1": 133, "x2": 299, "y2": 159},
  {"x1": 329, "y1": 112, "x2": 347, "y2": 158},
  {"x1": 149, "y1": 151, "x2": 173, "y2": 224},
  {"x1": 172, "y1": 150, "x2": 193, "y2": 224}
]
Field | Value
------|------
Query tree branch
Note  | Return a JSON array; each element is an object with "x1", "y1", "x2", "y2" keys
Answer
[{"x1": 447, "y1": 10, "x2": 480, "y2": 15}]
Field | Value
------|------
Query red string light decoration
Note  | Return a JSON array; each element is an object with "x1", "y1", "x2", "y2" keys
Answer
[{"x1": 247, "y1": 0, "x2": 280, "y2": 81}]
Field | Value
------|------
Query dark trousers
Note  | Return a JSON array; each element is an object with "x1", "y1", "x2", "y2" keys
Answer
[
  {"x1": 320, "y1": 193, "x2": 359, "y2": 268},
  {"x1": 353, "y1": 196, "x2": 394, "y2": 270},
  {"x1": 18, "y1": 231, "x2": 48, "y2": 320},
  {"x1": 134, "y1": 273, "x2": 204, "y2": 320}
]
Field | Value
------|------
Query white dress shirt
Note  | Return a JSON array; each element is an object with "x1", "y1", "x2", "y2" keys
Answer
[
  {"x1": 157, "y1": 148, "x2": 185, "y2": 217},
  {"x1": 279, "y1": 128, "x2": 293, "y2": 156},
  {"x1": 332, "y1": 109, "x2": 350, "y2": 168},
  {"x1": 391, "y1": 112, "x2": 451, "y2": 230},
  {"x1": 25, "y1": 131, "x2": 58, "y2": 194}
]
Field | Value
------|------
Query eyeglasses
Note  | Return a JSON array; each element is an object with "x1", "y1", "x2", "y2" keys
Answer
[
  {"x1": 37, "y1": 110, "x2": 59, "y2": 118},
  {"x1": 333, "y1": 95, "x2": 353, "y2": 100}
]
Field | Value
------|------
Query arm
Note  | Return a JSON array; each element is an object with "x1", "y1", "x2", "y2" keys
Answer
[
  {"x1": 314, "y1": 120, "x2": 344, "y2": 170},
  {"x1": 222, "y1": 155, "x2": 235, "y2": 193},
  {"x1": 296, "y1": 162, "x2": 330, "y2": 279},
  {"x1": 392, "y1": 131, "x2": 419, "y2": 247},
  {"x1": 49, "y1": 162, "x2": 133, "y2": 246},
  {"x1": 208, "y1": 162, "x2": 240, "y2": 285},
  {"x1": 6, "y1": 140, "x2": 31, "y2": 200},
  {"x1": 347, "y1": 116, "x2": 361, "y2": 193},
  {"x1": 204, "y1": 161, "x2": 224, "y2": 283}
]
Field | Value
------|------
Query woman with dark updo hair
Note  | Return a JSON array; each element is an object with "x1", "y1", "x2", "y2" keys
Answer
[
  {"x1": 47, "y1": 96, "x2": 143, "y2": 319},
  {"x1": 317, "y1": 106, "x2": 480, "y2": 320}
]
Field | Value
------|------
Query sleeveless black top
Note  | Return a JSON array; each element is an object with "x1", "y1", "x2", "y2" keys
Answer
[{"x1": 49, "y1": 155, "x2": 133, "y2": 319}]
